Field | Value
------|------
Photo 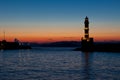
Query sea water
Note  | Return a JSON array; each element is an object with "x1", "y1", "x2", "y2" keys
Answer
[{"x1": 0, "y1": 47, "x2": 120, "y2": 80}]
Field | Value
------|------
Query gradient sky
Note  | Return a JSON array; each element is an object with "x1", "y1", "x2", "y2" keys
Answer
[{"x1": 0, "y1": 0, "x2": 120, "y2": 43}]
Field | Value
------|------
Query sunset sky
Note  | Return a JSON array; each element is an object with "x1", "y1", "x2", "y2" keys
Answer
[{"x1": 0, "y1": 0, "x2": 120, "y2": 43}]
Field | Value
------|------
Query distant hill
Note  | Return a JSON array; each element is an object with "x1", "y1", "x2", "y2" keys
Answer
[
  {"x1": 30, "y1": 41, "x2": 120, "y2": 48},
  {"x1": 30, "y1": 41, "x2": 81, "y2": 47}
]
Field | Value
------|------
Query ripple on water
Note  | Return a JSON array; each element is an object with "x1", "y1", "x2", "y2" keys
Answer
[{"x1": 0, "y1": 48, "x2": 120, "y2": 80}]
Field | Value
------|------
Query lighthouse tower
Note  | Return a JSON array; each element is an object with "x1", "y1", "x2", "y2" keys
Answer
[
  {"x1": 84, "y1": 16, "x2": 89, "y2": 39},
  {"x1": 81, "y1": 16, "x2": 94, "y2": 51}
]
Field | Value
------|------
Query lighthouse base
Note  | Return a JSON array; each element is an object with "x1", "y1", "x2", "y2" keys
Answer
[{"x1": 81, "y1": 38, "x2": 94, "y2": 51}]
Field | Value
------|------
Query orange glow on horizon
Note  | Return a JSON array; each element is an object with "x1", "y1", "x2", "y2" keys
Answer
[
  {"x1": 0, "y1": 35, "x2": 81, "y2": 43},
  {"x1": 0, "y1": 25, "x2": 120, "y2": 43},
  {"x1": 0, "y1": 35, "x2": 120, "y2": 43}
]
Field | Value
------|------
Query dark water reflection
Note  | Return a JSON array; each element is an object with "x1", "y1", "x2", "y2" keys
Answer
[
  {"x1": 82, "y1": 52, "x2": 91, "y2": 80},
  {"x1": 0, "y1": 47, "x2": 120, "y2": 80}
]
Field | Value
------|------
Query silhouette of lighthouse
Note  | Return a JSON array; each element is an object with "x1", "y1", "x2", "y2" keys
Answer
[
  {"x1": 84, "y1": 16, "x2": 89, "y2": 39},
  {"x1": 81, "y1": 16, "x2": 94, "y2": 51}
]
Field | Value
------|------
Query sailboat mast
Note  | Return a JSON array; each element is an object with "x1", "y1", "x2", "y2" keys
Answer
[{"x1": 3, "y1": 30, "x2": 5, "y2": 40}]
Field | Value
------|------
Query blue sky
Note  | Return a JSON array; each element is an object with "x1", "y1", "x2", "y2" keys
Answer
[
  {"x1": 0, "y1": 0, "x2": 120, "y2": 22},
  {"x1": 0, "y1": 0, "x2": 120, "y2": 42}
]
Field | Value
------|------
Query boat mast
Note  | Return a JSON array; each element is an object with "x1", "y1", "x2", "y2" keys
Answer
[{"x1": 3, "y1": 30, "x2": 5, "y2": 40}]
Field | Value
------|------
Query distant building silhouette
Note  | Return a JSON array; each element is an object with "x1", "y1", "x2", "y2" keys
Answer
[{"x1": 81, "y1": 16, "x2": 94, "y2": 51}]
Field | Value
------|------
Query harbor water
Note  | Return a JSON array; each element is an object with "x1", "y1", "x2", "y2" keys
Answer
[{"x1": 0, "y1": 47, "x2": 120, "y2": 80}]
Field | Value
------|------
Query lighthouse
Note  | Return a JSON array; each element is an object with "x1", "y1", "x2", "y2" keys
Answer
[
  {"x1": 81, "y1": 16, "x2": 94, "y2": 51},
  {"x1": 84, "y1": 16, "x2": 89, "y2": 39}
]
